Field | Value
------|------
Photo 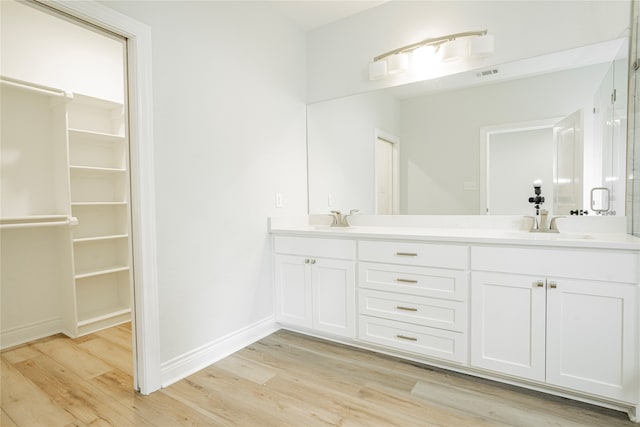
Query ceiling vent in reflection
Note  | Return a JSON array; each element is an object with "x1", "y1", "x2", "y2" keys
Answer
[{"x1": 476, "y1": 68, "x2": 499, "y2": 78}]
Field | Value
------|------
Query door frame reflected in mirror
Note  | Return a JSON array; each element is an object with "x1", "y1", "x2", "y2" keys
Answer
[
  {"x1": 480, "y1": 117, "x2": 561, "y2": 215},
  {"x1": 374, "y1": 128, "x2": 400, "y2": 214}
]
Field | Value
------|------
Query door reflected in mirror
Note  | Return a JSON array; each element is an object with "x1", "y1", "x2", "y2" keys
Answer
[{"x1": 374, "y1": 129, "x2": 399, "y2": 214}]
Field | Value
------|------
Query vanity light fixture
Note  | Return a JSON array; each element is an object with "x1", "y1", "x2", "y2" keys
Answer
[
  {"x1": 440, "y1": 37, "x2": 469, "y2": 62},
  {"x1": 369, "y1": 59, "x2": 388, "y2": 80},
  {"x1": 387, "y1": 53, "x2": 410, "y2": 74},
  {"x1": 469, "y1": 34, "x2": 495, "y2": 57},
  {"x1": 368, "y1": 29, "x2": 494, "y2": 80}
]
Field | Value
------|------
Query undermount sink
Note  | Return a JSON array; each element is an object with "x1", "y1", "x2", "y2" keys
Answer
[{"x1": 502, "y1": 231, "x2": 593, "y2": 240}]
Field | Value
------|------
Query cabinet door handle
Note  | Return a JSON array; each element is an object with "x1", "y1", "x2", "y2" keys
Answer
[
  {"x1": 396, "y1": 278, "x2": 418, "y2": 284},
  {"x1": 396, "y1": 306, "x2": 418, "y2": 312},
  {"x1": 310, "y1": 259, "x2": 316, "y2": 264},
  {"x1": 304, "y1": 258, "x2": 310, "y2": 264},
  {"x1": 396, "y1": 334, "x2": 417, "y2": 341},
  {"x1": 533, "y1": 280, "x2": 544, "y2": 288},
  {"x1": 549, "y1": 281, "x2": 557, "y2": 289},
  {"x1": 395, "y1": 252, "x2": 418, "y2": 257}
]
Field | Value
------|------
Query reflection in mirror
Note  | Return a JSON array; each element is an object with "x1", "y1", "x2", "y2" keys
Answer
[
  {"x1": 307, "y1": 38, "x2": 629, "y2": 216},
  {"x1": 480, "y1": 120, "x2": 558, "y2": 215}
]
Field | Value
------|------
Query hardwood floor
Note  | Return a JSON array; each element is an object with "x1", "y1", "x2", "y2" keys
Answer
[{"x1": 1, "y1": 325, "x2": 636, "y2": 426}]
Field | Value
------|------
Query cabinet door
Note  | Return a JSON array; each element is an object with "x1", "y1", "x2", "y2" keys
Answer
[
  {"x1": 471, "y1": 272, "x2": 546, "y2": 381},
  {"x1": 274, "y1": 255, "x2": 312, "y2": 328},
  {"x1": 546, "y1": 278, "x2": 637, "y2": 403},
  {"x1": 312, "y1": 259, "x2": 356, "y2": 338}
]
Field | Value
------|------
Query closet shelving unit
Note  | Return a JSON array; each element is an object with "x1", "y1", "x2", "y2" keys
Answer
[
  {"x1": 0, "y1": 77, "x2": 132, "y2": 346},
  {"x1": 0, "y1": 78, "x2": 76, "y2": 347},
  {"x1": 67, "y1": 93, "x2": 132, "y2": 336}
]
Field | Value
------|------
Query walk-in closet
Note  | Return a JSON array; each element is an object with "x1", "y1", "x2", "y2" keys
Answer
[{"x1": 0, "y1": 0, "x2": 133, "y2": 351}]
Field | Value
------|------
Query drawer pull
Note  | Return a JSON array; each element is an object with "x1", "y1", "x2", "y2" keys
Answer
[
  {"x1": 396, "y1": 334, "x2": 417, "y2": 341},
  {"x1": 396, "y1": 278, "x2": 418, "y2": 284},
  {"x1": 396, "y1": 306, "x2": 418, "y2": 312},
  {"x1": 549, "y1": 281, "x2": 557, "y2": 289},
  {"x1": 396, "y1": 252, "x2": 418, "y2": 257}
]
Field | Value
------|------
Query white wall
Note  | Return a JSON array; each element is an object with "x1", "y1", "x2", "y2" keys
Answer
[
  {"x1": 0, "y1": 0, "x2": 125, "y2": 103},
  {"x1": 400, "y1": 63, "x2": 609, "y2": 214},
  {"x1": 307, "y1": 1, "x2": 630, "y2": 103},
  {"x1": 100, "y1": 1, "x2": 308, "y2": 364},
  {"x1": 307, "y1": 91, "x2": 400, "y2": 214}
]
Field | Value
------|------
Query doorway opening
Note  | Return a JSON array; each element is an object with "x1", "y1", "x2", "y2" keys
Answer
[
  {"x1": 374, "y1": 129, "x2": 400, "y2": 214},
  {"x1": 479, "y1": 116, "x2": 581, "y2": 216},
  {"x1": 1, "y1": 0, "x2": 139, "y2": 390}
]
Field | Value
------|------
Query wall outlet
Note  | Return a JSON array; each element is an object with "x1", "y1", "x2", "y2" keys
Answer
[
  {"x1": 275, "y1": 193, "x2": 283, "y2": 208},
  {"x1": 327, "y1": 193, "x2": 334, "y2": 207}
]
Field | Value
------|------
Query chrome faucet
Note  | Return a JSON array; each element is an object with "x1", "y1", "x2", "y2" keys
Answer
[{"x1": 330, "y1": 209, "x2": 359, "y2": 227}]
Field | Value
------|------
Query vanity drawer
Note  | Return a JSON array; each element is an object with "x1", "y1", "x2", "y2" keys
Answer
[
  {"x1": 471, "y1": 246, "x2": 638, "y2": 283},
  {"x1": 358, "y1": 240, "x2": 467, "y2": 269},
  {"x1": 359, "y1": 262, "x2": 467, "y2": 301},
  {"x1": 359, "y1": 315, "x2": 467, "y2": 364},
  {"x1": 359, "y1": 289, "x2": 466, "y2": 332},
  {"x1": 274, "y1": 236, "x2": 355, "y2": 260}
]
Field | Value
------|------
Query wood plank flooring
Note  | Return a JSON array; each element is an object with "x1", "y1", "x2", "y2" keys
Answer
[{"x1": 1, "y1": 325, "x2": 636, "y2": 426}]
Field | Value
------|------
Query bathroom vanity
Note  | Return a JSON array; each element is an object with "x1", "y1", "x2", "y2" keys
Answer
[{"x1": 270, "y1": 215, "x2": 640, "y2": 421}]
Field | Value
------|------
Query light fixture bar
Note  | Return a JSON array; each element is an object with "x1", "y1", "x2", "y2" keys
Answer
[{"x1": 373, "y1": 29, "x2": 488, "y2": 62}]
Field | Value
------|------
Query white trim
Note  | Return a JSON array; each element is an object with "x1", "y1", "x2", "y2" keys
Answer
[
  {"x1": 1, "y1": 318, "x2": 64, "y2": 350},
  {"x1": 374, "y1": 129, "x2": 401, "y2": 215},
  {"x1": 45, "y1": 0, "x2": 161, "y2": 394},
  {"x1": 479, "y1": 118, "x2": 561, "y2": 216},
  {"x1": 160, "y1": 317, "x2": 279, "y2": 387}
]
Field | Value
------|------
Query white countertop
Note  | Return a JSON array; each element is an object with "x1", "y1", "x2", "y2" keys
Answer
[{"x1": 269, "y1": 215, "x2": 640, "y2": 251}]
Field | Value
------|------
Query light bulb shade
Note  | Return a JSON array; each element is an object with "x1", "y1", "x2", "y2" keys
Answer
[
  {"x1": 441, "y1": 38, "x2": 468, "y2": 62},
  {"x1": 469, "y1": 34, "x2": 495, "y2": 57},
  {"x1": 412, "y1": 45, "x2": 437, "y2": 69},
  {"x1": 368, "y1": 60, "x2": 388, "y2": 80},
  {"x1": 387, "y1": 53, "x2": 409, "y2": 74}
]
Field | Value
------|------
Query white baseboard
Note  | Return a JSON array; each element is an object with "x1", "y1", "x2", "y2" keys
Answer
[
  {"x1": 1, "y1": 317, "x2": 63, "y2": 350},
  {"x1": 160, "y1": 316, "x2": 279, "y2": 387}
]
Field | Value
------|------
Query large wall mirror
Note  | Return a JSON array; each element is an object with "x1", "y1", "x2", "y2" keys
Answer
[{"x1": 307, "y1": 37, "x2": 629, "y2": 217}]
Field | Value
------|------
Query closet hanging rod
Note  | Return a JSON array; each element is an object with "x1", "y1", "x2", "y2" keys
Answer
[
  {"x1": 0, "y1": 216, "x2": 78, "y2": 230},
  {"x1": 0, "y1": 76, "x2": 71, "y2": 99}
]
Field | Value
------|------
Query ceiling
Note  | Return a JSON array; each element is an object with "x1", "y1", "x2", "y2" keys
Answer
[{"x1": 268, "y1": 1, "x2": 388, "y2": 31}]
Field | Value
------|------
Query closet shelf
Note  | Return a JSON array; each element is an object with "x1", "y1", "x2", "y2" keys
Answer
[
  {"x1": 73, "y1": 234, "x2": 129, "y2": 244},
  {"x1": 69, "y1": 165, "x2": 126, "y2": 174},
  {"x1": 75, "y1": 265, "x2": 129, "y2": 280},
  {"x1": 71, "y1": 201, "x2": 128, "y2": 207},
  {"x1": 2, "y1": 214, "x2": 69, "y2": 222},
  {"x1": 68, "y1": 128, "x2": 125, "y2": 142},
  {"x1": 1, "y1": 76, "x2": 71, "y2": 99},
  {"x1": 1, "y1": 216, "x2": 77, "y2": 229},
  {"x1": 71, "y1": 93, "x2": 123, "y2": 110},
  {"x1": 77, "y1": 306, "x2": 131, "y2": 326}
]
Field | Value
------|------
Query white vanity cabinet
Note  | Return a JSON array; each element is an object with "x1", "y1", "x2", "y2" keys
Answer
[
  {"x1": 471, "y1": 246, "x2": 638, "y2": 403},
  {"x1": 273, "y1": 236, "x2": 356, "y2": 338},
  {"x1": 270, "y1": 222, "x2": 640, "y2": 420},
  {"x1": 357, "y1": 240, "x2": 469, "y2": 364}
]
